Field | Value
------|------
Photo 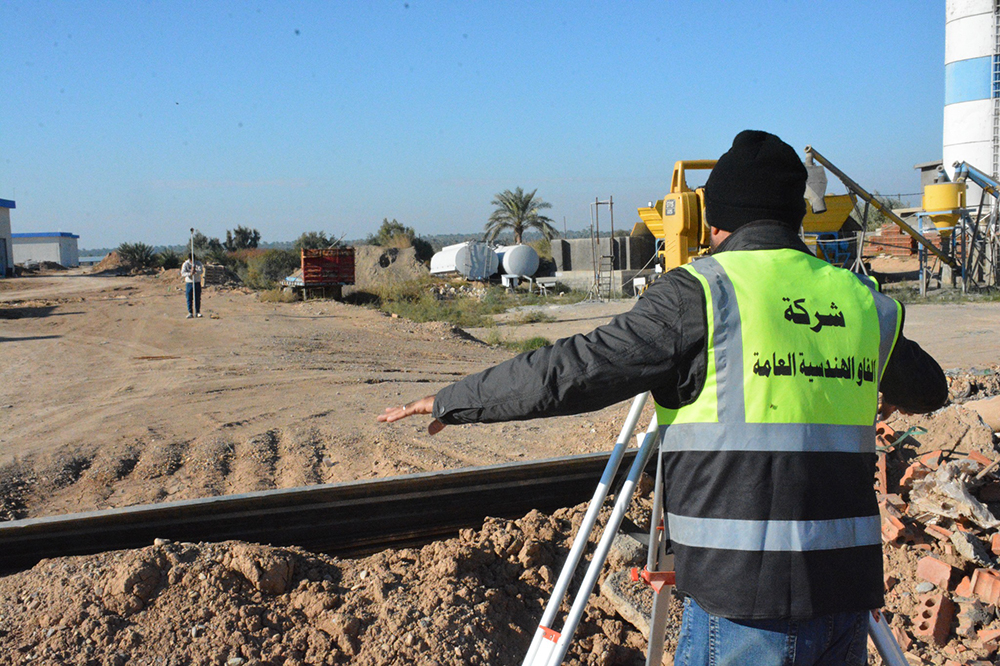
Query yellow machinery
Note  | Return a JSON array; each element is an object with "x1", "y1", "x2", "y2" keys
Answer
[
  {"x1": 922, "y1": 182, "x2": 965, "y2": 239},
  {"x1": 636, "y1": 160, "x2": 858, "y2": 270}
]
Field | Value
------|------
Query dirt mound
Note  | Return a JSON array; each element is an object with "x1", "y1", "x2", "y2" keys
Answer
[
  {"x1": 90, "y1": 252, "x2": 125, "y2": 273},
  {"x1": 0, "y1": 502, "x2": 663, "y2": 665},
  {"x1": 351, "y1": 245, "x2": 428, "y2": 290}
]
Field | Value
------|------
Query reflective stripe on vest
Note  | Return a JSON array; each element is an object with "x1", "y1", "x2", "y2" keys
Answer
[
  {"x1": 669, "y1": 513, "x2": 882, "y2": 551},
  {"x1": 657, "y1": 252, "x2": 901, "y2": 554}
]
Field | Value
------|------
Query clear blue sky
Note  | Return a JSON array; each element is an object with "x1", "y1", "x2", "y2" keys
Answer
[{"x1": 2, "y1": 1, "x2": 945, "y2": 250}]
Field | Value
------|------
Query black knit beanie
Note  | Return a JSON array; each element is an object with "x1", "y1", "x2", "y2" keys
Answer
[{"x1": 703, "y1": 130, "x2": 807, "y2": 232}]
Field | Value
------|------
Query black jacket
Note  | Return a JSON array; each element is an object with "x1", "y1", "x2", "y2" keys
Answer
[{"x1": 433, "y1": 222, "x2": 948, "y2": 425}]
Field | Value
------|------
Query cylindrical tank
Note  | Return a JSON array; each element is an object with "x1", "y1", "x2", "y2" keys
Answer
[
  {"x1": 944, "y1": 0, "x2": 997, "y2": 203},
  {"x1": 922, "y1": 182, "x2": 966, "y2": 238},
  {"x1": 429, "y1": 242, "x2": 499, "y2": 281},
  {"x1": 495, "y1": 244, "x2": 540, "y2": 277}
]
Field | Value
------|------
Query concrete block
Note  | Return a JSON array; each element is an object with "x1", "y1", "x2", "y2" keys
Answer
[{"x1": 913, "y1": 594, "x2": 956, "y2": 646}]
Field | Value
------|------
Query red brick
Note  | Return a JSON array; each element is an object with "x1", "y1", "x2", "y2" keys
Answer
[
  {"x1": 892, "y1": 625, "x2": 912, "y2": 651},
  {"x1": 884, "y1": 493, "x2": 906, "y2": 510},
  {"x1": 970, "y1": 569, "x2": 1000, "y2": 606},
  {"x1": 919, "y1": 450, "x2": 943, "y2": 469},
  {"x1": 882, "y1": 515, "x2": 905, "y2": 542},
  {"x1": 956, "y1": 576, "x2": 974, "y2": 598},
  {"x1": 992, "y1": 533, "x2": 1000, "y2": 557},
  {"x1": 913, "y1": 594, "x2": 956, "y2": 646},
  {"x1": 978, "y1": 627, "x2": 1000, "y2": 643},
  {"x1": 900, "y1": 461, "x2": 931, "y2": 488},
  {"x1": 925, "y1": 524, "x2": 953, "y2": 542},
  {"x1": 917, "y1": 556, "x2": 958, "y2": 590},
  {"x1": 875, "y1": 451, "x2": 888, "y2": 494},
  {"x1": 884, "y1": 574, "x2": 898, "y2": 592},
  {"x1": 968, "y1": 450, "x2": 992, "y2": 468}
]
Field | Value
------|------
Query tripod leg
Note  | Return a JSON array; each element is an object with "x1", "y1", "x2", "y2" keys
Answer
[
  {"x1": 868, "y1": 609, "x2": 908, "y2": 666},
  {"x1": 522, "y1": 394, "x2": 650, "y2": 666},
  {"x1": 544, "y1": 416, "x2": 661, "y2": 666},
  {"x1": 645, "y1": 448, "x2": 673, "y2": 666},
  {"x1": 645, "y1": 553, "x2": 675, "y2": 665}
]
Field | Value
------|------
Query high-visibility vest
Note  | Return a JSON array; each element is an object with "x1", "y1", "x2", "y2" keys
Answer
[{"x1": 655, "y1": 249, "x2": 902, "y2": 619}]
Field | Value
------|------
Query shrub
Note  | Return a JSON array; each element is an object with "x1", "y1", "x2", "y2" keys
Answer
[
  {"x1": 258, "y1": 287, "x2": 300, "y2": 303},
  {"x1": 511, "y1": 336, "x2": 551, "y2": 353},
  {"x1": 158, "y1": 248, "x2": 182, "y2": 270},
  {"x1": 117, "y1": 242, "x2": 159, "y2": 270},
  {"x1": 242, "y1": 249, "x2": 300, "y2": 290}
]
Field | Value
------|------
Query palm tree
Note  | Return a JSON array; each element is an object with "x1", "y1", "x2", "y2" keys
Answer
[{"x1": 485, "y1": 187, "x2": 557, "y2": 244}]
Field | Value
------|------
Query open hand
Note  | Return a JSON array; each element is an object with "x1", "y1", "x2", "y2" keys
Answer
[{"x1": 377, "y1": 395, "x2": 445, "y2": 435}]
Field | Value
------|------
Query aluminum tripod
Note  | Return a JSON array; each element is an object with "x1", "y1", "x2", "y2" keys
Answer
[{"x1": 521, "y1": 392, "x2": 910, "y2": 666}]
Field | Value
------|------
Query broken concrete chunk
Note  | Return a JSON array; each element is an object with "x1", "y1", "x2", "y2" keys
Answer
[
  {"x1": 965, "y1": 395, "x2": 1000, "y2": 432},
  {"x1": 950, "y1": 531, "x2": 995, "y2": 568},
  {"x1": 910, "y1": 460, "x2": 1000, "y2": 530}
]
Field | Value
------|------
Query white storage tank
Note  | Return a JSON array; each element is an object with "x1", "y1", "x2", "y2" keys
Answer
[
  {"x1": 496, "y1": 244, "x2": 540, "y2": 278},
  {"x1": 944, "y1": 0, "x2": 997, "y2": 202},
  {"x1": 429, "y1": 241, "x2": 499, "y2": 281}
]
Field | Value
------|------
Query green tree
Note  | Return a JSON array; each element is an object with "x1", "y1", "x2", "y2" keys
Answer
[
  {"x1": 190, "y1": 231, "x2": 224, "y2": 259},
  {"x1": 158, "y1": 248, "x2": 182, "y2": 269},
  {"x1": 293, "y1": 231, "x2": 338, "y2": 252},
  {"x1": 367, "y1": 218, "x2": 434, "y2": 262},
  {"x1": 117, "y1": 242, "x2": 158, "y2": 270},
  {"x1": 224, "y1": 226, "x2": 261, "y2": 251},
  {"x1": 242, "y1": 249, "x2": 300, "y2": 290},
  {"x1": 485, "y1": 187, "x2": 557, "y2": 244}
]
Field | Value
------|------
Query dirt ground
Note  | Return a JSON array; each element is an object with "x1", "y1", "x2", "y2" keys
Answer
[{"x1": 2, "y1": 257, "x2": 1000, "y2": 665}]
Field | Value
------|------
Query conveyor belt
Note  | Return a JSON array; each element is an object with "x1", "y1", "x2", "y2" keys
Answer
[{"x1": 0, "y1": 450, "x2": 647, "y2": 574}]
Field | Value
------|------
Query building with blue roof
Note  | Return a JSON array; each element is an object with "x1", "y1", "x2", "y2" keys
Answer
[{"x1": 13, "y1": 231, "x2": 81, "y2": 268}]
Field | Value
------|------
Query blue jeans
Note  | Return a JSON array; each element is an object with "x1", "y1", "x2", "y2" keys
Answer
[
  {"x1": 674, "y1": 596, "x2": 869, "y2": 666},
  {"x1": 185, "y1": 282, "x2": 201, "y2": 314}
]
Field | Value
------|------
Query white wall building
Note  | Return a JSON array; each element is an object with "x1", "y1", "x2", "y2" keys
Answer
[
  {"x1": 12, "y1": 232, "x2": 81, "y2": 267},
  {"x1": 0, "y1": 199, "x2": 13, "y2": 277}
]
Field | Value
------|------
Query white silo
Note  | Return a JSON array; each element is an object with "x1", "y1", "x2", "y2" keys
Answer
[{"x1": 944, "y1": 0, "x2": 997, "y2": 203}]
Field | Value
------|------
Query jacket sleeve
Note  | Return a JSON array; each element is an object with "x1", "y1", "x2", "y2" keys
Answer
[
  {"x1": 431, "y1": 271, "x2": 708, "y2": 425},
  {"x1": 879, "y1": 305, "x2": 949, "y2": 413}
]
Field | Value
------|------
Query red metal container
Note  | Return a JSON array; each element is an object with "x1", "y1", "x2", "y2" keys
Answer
[{"x1": 301, "y1": 248, "x2": 355, "y2": 286}]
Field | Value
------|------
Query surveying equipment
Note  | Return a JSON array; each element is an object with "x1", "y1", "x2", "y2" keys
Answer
[{"x1": 522, "y1": 392, "x2": 910, "y2": 666}]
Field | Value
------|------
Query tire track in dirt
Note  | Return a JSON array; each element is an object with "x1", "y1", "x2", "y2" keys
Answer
[
  {"x1": 179, "y1": 437, "x2": 236, "y2": 500},
  {"x1": 274, "y1": 427, "x2": 325, "y2": 489},
  {"x1": 225, "y1": 430, "x2": 280, "y2": 495},
  {"x1": 0, "y1": 461, "x2": 37, "y2": 521}
]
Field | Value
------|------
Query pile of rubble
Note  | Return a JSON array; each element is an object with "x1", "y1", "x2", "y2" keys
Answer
[{"x1": 876, "y1": 368, "x2": 1000, "y2": 664}]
